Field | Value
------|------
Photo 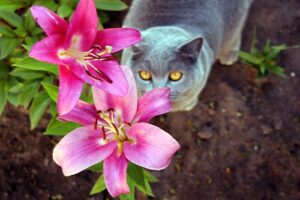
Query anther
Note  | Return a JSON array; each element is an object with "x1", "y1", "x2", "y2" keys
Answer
[
  {"x1": 92, "y1": 44, "x2": 103, "y2": 51},
  {"x1": 101, "y1": 126, "x2": 106, "y2": 140},
  {"x1": 124, "y1": 122, "x2": 132, "y2": 127},
  {"x1": 94, "y1": 119, "x2": 98, "y2": 130},
  {"x1": 111, "y1": 122, "x2": 119, "y2": 136},
  {"x1": 87, "y1": 52, "x2": 102, "y2": 59},
  {"x1": 107, "y1": 108, "x2": 115, "y2": 112},
  {"x1": 84, "y1": 64, "x2": 113, "y2": 83}
]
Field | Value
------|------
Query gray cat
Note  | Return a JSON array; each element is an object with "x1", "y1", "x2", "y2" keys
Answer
[{"x1": 121, "y1": 0, "x2": 253, "y2": 111}]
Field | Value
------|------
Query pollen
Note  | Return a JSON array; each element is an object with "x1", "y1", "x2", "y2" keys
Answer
[
  {"x1": 58, "y1": 49, "x2": 69, "y2": 59},
  {"x1": 95, "y1": 109, "x2": 132, "y2": 154}
]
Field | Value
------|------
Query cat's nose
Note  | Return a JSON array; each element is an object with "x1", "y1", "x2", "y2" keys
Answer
[{"x1": 153, "y1": 82, "x2": 167, "y2": 88}]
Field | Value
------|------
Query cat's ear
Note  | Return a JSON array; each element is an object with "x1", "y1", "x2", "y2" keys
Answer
[{"x1": 177, "y1": 37, "x2": 203, "y2": 62}]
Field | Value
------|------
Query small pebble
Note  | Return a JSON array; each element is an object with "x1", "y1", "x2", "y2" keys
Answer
[
  {"x1": 236, "y1": 112, "x2": 243, "y2": 117},
  {"x1": 197, "y1": 132, "x2": 213, "y2": 140},
  {"x1": 290, "y1": 72, "x2": 296, "y2": 77},
  {"x1": 225, "y1": 167, "x2": 232, "y2": 175},
  {"x1": 262, "y1": 125, "x2": 273, "y2": 135}
]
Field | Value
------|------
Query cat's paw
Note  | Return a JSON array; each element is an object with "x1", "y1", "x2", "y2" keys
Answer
[{"x1": 219, "y1": 51, "x2": 238, "y2": 66}]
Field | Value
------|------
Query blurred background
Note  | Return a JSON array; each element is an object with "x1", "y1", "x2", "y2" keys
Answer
[{"x1": 0, "y1": 0, "x2": 300, "y2": 199}]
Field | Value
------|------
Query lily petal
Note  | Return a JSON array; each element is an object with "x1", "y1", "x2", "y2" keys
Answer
[
  {"x1": 64, "y1": 0, "x2": 98, "y2": 51},
  {"x1": 92, "y1": 65, "x2": 137, "y2": 122},
  {"x1": 31, "y1": 6, "x2": 68, "y2": 36},
  {"x1": 104, "y1": 150, "x2": 130, "y2": 197},
  {"x1": 124, "y1": 123, "x2": 180, "y2": 170},
  {"x1": 134, "y1": 88, "x2": 171, "y2": 123},
  {"x1": 95, "y1": 28, "x2": 142, "y2": 53},
  {"x1": 53, "y1": 126, "x2": 116, "y2": 176},
  {"x1": 68, "y1": 60, "x2": 128, "y2": 96},
  {"x1": 58, "y1": 100, "x2": 98, "y2": 126},
  {"x1": 29, "y1": 34, "x2": 64, "y2": 64},
  {"x1": 58, "y1": 65, "x2": 84, "y2": 116}
]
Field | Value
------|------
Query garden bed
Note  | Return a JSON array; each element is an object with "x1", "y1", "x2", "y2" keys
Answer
[{"x1": 1, "y1": 0, "x2": 300, "y2": 199}]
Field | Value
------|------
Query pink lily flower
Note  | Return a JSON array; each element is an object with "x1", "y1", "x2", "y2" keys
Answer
[
  {"x1": 29, "y1": 0, "x2": 141, "y2": 115},
  {"x1": 53, "y1": 66, "x2": 180, "y2": 197}
]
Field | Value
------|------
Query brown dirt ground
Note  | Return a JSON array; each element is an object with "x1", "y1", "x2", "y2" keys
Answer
[{"x1": 1, "y1": 0, "x2": 300, "y2": 199}]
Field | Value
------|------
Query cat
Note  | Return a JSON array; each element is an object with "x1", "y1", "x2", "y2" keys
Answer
[{"x1": 121, "y1": 0, "x2": 253, "y2": 111}]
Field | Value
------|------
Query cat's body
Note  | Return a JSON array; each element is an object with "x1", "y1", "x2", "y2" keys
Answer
[{"x1": 122, "y1": 0, "x2": 253, "y2": 111}]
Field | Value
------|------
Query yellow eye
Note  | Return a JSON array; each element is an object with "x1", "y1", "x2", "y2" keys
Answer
[
  {"x1": 169, "y1": 71, "x2": 183, "y2": 81},
  {"x1": 139, "y1": 70, "x2": 152, "y2": 81}
]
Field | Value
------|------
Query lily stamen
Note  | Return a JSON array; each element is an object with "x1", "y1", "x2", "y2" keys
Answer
[
  {"x1": 101, "y1": 126, "x2": 107, "y2": 140},
  {"x1": 84, "y1": 63, "x2": 113, "y2": 83},
  {"x1": 94, "y1": 119, "x2": 98, "y2": 130}
]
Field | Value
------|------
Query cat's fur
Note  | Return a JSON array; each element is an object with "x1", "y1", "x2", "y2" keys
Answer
[{"x1": 122, "y1": 0, "x2": 253, "y2": 111}]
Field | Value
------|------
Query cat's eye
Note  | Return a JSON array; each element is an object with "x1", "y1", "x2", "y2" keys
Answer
[
  {"x1": 139, "y1": 70, "x2": 152, "y2": 81},
  {"x1": 169, "y1": 71, "x2": 183, "y2": 81}
]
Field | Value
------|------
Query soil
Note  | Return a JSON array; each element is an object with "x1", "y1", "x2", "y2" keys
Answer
[{"x1": 1, "y1": 0, "x2": 300, "y2": 199}]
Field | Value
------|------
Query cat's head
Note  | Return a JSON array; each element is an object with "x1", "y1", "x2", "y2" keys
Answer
[{"x1": 121, "y1": 27, "x2": 208, "y2": 111}]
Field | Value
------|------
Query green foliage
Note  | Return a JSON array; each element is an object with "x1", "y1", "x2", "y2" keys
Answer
[
  {"x1": 29, "y1": 91, "x2": 51, "y2": 129},
  {"x1": 0, "y1": 0, "x2": 128, "y2": 130},
  {"x1": 239, "y1": 34, "x2": 299, "y2": 78},
  {"x1": 95, "y1": 0, "x2": 128, "y2": 11},
  {"x1": 90, "y1": 163, "x2": 158, "y2": 198},
  {"x1": 90, "y1": 174, "x2": 106, "y2": 195},
  {"x1": 44, "y1": 118, "x2": 80, "y2": 136}
]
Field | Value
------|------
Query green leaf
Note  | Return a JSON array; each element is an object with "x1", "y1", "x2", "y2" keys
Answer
[
  {"x1": 88, "y1": 162, "x2": 103, "y2": 172},
  {"x1": 0, "y1": 81, "x2": 8, "y2": 115},
  {"x1": 22, "y1": 44, "x2": 32, "y2": 51},
  {"x1": 29, "y1": 91, "x2": 51, "y2": 129},
  {"x1": 95, "y1": 0, "x2": 128, "y2": 11},
  {"x1": 34, "y1": 0, "x2": 58, "y2": 10},
  {"x1": 7, "y1": 91, "x2": 19, "y2": 106},
  {"x1": 13, "y1": 57, "x2": 58, "y2": 75},
  {"x1": 268, "y1": 65, "x2": 286, "y2": 78},
  {"x1": 24, "y1": 10, "x2": 36, "y2": 32},
  {"x1": 31, "y1": 27, "x2": 43, "y2": 36},
  {"x1": 9, "y1": 82, "x2": 25, "y2": 93},
  {"x1": 267, "y1": 44, "x2": 287, "y2": 60},
  {"x1": 238, "y1": 51, "x2": 263, "y2": 65},
  {"x1": 90, "y1": 174, "x2": 106, "y2": 195},
  {"x1": 15, "y1": 26, "x2": 27, "y2": 37},
  {"x1": 25, "y1": 36, "x2": 39, "y2": 46},
  {"x1": 263, "y1": 39, "x2": 271, "y2": 55},
  {"x1": 42, "y1": 82, "x2": 58, "y2": 103},
  {"x1": 127, "y1": 164, "x2": 147, "y2": 194},
  {"x1": 49, "y1": 102, "x2": 57, "y2": 116},
  {"x1": 0, "y1": 61, "x2": 9, "y2": 78},
  {"x1": 44, "y1": 119, "x2": 80, "y2": 135},
  {"x1": 18, "y1": 81, "x2": 40, "y2": 108},
  {"x1": 0, "y1": 37, "x2": 20, "y2": 59},
  {"x1": 144, "y1": 180, "x2": 154, "y2": 197},
  {"x1": 57, "y1": 4, "x2": 73, "y2": 18},
  {"x1": 258, "y1": 64, "x2": 267, "y2": 76},
  {"x1": 0, "y1": 0, "x2": 23, "y2": 11},
  {"x1": 0, "y1": 8, "x2": 23, "y2": 27},
  {"x1": 81, "y1": 84, "x2": 93, "y2": 103},
  {"x1": 10, "y1": 68, "x2": 45, "y2": 80},
  {"x1": 143, "y1": 169, "x2": 158, "y2": 182},
  {"x1": 0, "y1": 24, "x2": 16, "y2": 37}
]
